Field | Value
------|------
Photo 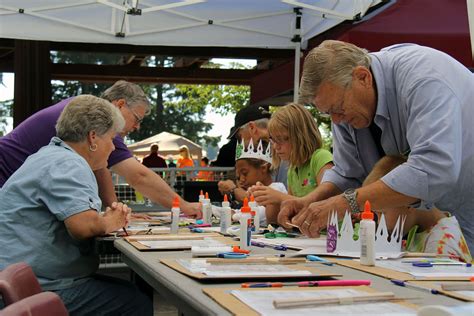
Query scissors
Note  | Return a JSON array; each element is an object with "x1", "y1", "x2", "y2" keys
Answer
[{"x1": 217, "y1": 252, "x2": 248, "y2": 259}]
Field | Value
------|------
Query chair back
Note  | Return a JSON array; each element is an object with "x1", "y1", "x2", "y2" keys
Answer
[
  {"x1": 0, "y1": 262, "x2": 42, "y2": 305},
  {"x1": 0, "y1": 292, "x2": 68, "y2": 316}
]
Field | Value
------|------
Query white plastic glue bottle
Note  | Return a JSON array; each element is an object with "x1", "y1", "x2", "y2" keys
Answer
[
  {"x1": 220, "y1": 194, "x2": 232, "y2": 234},
  {"x1": 171, "y1": 195, "x2": 180, "y2": 234},
  {"x1": 198, "y1": 190, "x2": 205, "y2": 204},
  {"x1": 239, "y1": 197, "x2": 252, "y2": 250},
  {"x1": 360, "y1": 200, "x2": 375, "y2": 266},
  {"x1": 201, "y1": 192, "x2": 212, "y2": 224},
  {"x1": 248, "y1": 195, "x2": 260, "y2": 233}
]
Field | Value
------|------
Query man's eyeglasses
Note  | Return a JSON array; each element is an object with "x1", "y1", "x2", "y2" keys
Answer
[
  {"x1": 127, "y1": 105, "x2": 144, "y2": 124},
  {"x1": 317, "y1": 85, "x2": 349, "y2": 118}
]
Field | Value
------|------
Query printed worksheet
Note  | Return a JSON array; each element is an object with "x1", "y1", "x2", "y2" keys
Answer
[
  {"x1": 252, "y1": 237, "x2": 326, "y2": 250},
  {"x1": 139, "y1": 238, "x2": 224, "y2": 250},
  {"x1": 375, "y1": 260, "x2": 474, "y2": 278},
  {"x1": 177, "y1": 259, "x2": 312, "y2": 277},
  {"x1": 231, "y1": 288, "x2": 416, "y2": 315}
]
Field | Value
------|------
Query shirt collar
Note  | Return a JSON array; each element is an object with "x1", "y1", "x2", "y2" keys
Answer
[{"x1": 370, "y1": 52, "x2": 390, "y2": 121}]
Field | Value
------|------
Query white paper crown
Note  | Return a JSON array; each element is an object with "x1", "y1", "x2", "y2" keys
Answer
[
  {"x1": 235, "y1": 139, "x2": 272, "y2": 164},
  {"x1": 327, "y1": 211, "x2": 406, "y2": 257}
]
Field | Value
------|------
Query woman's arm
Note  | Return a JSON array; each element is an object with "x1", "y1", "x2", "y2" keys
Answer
[{"x1": 64, "y1": 202, "x2": 130, "y2": 240}]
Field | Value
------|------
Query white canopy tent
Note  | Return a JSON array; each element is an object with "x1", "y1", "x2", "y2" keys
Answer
[
  {"x1": 0, "y1": 0, "x2": 383, "y2": 101},
  {"x1": 128, "y1": 131, "x2": 203, "y2": 160}
]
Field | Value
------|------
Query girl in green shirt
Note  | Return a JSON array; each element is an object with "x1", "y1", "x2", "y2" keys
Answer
[{"x1": 268, "y1": 103, "x2": 333, "y2": 197}]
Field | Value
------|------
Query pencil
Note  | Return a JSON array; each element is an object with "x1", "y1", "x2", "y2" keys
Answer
[{"x1": 122, "y1": 227, "x2": 129, "y2": 236}]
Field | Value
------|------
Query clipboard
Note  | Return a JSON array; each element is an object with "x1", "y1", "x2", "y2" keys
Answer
[
  {"x1": 409, "y1": 281, "x2": 474, "y2": 302},
  {"x1": 335, "y1": 259, "x2": 473, "y2": 281},
  {"x1": 160, "y1": 257, "x2": 341, "y2": 280},
  {"x1": 202, "y1": 286, "x2": 418, "y2": 316},
  {"x1": 124, "y1": 233, "x2": 222, "y2": 251}
]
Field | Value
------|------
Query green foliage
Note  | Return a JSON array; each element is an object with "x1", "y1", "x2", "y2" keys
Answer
[{"x1": 0, "y1": 99, "x2": 13, "y2": 136}]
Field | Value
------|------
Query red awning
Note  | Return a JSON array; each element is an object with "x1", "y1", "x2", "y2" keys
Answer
[{"x1": 338, "y1": 0, "x2": 473, "y2": 67}]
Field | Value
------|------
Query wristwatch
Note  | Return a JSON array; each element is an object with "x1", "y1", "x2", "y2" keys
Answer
[{"x1": 343, "y1": 188, "x2": 360, "y2": 214}]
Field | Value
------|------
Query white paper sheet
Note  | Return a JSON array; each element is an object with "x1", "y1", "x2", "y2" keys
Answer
[
  {"x1": 293, "y1": 247, "x2": 404, "y2": 259},
  {"x1": 455, "y1": 291, "x2": 474, "y2": 299},
  {"x1": 231, "y1": 288, "x2": 416, "y2": 315},
  {"x1": 375, "y1": 259, "x2": 474, "y2": 278},
  {"x1": 139, "y1": 238, "x2": 224, "y2": 250},
  {"x1": 252, "y1": 237, "x2": 327, "y2": 250},
  {"x1": 177, "y1": 259, "x2": 312, "y2": 277}
]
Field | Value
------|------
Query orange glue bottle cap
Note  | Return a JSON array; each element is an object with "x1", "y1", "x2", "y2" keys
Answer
[
  {"x1": 361, "y1": 200, "x2": 374, "y2": 220},
  {"x1": 172, "y1": 196, "x2": 180, "y2": 208},
  {"x1": 241, "y1": 197, "x2": 251, "y2": 213},
  {"x1": 223, "y1": 194, "x2": 228, "y2": 202}
]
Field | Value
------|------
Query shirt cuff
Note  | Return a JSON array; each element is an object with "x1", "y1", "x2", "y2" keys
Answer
[{"x1": 322, "y1": 169, "x2": 362, "y2": 192}]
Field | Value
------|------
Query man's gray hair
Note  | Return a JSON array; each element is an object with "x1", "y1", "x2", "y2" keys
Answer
[
  {"x1": 56, "y1": 95, "x2": 125, "y2": 142},
  {"x1": 239, "y1": 118, "x2": 269, "y2": 132},
  {"x1": 100, "y1": 80, "x2": 151, "y2": 114},
  {"x1": 299, "y1": 40, "x2": 371, "y2": 104}
]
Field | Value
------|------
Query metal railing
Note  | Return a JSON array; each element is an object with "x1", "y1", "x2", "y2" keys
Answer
[{"x1": 112, "y1": 167, "x2": 234, "y2": 207}]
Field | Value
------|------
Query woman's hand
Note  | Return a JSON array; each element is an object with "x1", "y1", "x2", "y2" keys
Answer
[{"x1": 103, "y1": 202, "x2": 131, "y2": 233}]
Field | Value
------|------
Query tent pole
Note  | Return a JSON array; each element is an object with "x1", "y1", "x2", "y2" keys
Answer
[
  {"x1": 468, "y1": 0, "x2": 474, "y2": 61},
  {"x1": 293, "y1": 8, "x2": 302, "y2": 103},
  {"x1": 294, "y1": 44, "x2": 300, "y2": 103}
]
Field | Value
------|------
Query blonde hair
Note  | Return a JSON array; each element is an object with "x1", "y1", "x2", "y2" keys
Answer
[
  {"x1": 179, "y1": 145, "x2": 191, "y2": 158},
  {"x1": 56, "y1": 95, "x2": 124, "y2": 142},
  {"x1": 299, "y1": 40, "x2": 371, "y2": 105},
  {"x1": 268, "y1": 103, "x2": 323, "y2": 168}
]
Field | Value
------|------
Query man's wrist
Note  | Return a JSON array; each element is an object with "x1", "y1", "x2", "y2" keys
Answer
[{"x1": 343, "y1": 188, "x2": 360, "y2": 214}]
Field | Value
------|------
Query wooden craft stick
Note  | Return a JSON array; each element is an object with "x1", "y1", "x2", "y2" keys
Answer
[
  {"x1": 273, "y1": 292, "x2": 396, "y2": 309},
  {"x1": 441, "y1": 282, "x2": 474, "y2": 291}
]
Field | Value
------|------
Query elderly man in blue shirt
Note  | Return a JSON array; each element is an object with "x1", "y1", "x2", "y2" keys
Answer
[{"x1": 279, "y1": 40, "x2": 474, "y2": 253}]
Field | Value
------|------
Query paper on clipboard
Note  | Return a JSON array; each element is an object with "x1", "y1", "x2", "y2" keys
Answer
[
  {"x1": 230, "y1": 288, "x2": 416, "y2": 316},
  {"x1": 293, "y1": 247, "x2": 405, "y2": 259}
]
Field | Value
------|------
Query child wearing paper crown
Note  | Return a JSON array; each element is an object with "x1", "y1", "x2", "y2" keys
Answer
[
  {"x1": 249, "y1": 103, "x2": 333, "y2": 222},
  {"x1": 231, "y1": 139, "x2": 288, "y2": 225},
  {"x1": 363, "y1": 155, "x2": 471, "y2": 262}
]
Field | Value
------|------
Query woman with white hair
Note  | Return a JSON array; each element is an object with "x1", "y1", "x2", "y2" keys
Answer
[{"x1": 0, "y1": 95, "x2": 152, "y2": 315}]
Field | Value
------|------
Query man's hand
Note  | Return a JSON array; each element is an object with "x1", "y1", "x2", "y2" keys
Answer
[
  {"x1": 182, "y1": 202, "x2": 202, "y2": 219},
  {"x1": 130, "y1": 212, "x2": 152, "y2": 220},
  {"x1": 291, "y1": 195, "x2": 349, "y2": 237},
  {"x1": 277, "y1": 198, "x2": 308, "y2": 229}
]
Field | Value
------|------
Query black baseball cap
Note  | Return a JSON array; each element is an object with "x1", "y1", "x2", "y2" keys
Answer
[{"x1": 227, "y1": 105, "x2": 271, "y2": 139}]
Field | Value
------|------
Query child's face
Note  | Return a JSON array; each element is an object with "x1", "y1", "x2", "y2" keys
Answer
[
  {"x1": 235, "y1": 159, "x2": 265, "y2": 191},
  {"x1": 270, "y1": 132, "x2": 291, "y2": 161}
]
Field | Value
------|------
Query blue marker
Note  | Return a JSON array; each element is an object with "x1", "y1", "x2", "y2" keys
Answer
[
  {"x1": 391, "y1": 279, "x2": 439, "y2": 294},
  {"x1": 306, "y1": 255, "x2": 334, "y2": 266}
]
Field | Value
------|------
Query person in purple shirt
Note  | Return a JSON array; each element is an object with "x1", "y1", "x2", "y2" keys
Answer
[{"x1": 0, "y1": 80, "x2": 201, "y2": 217}]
